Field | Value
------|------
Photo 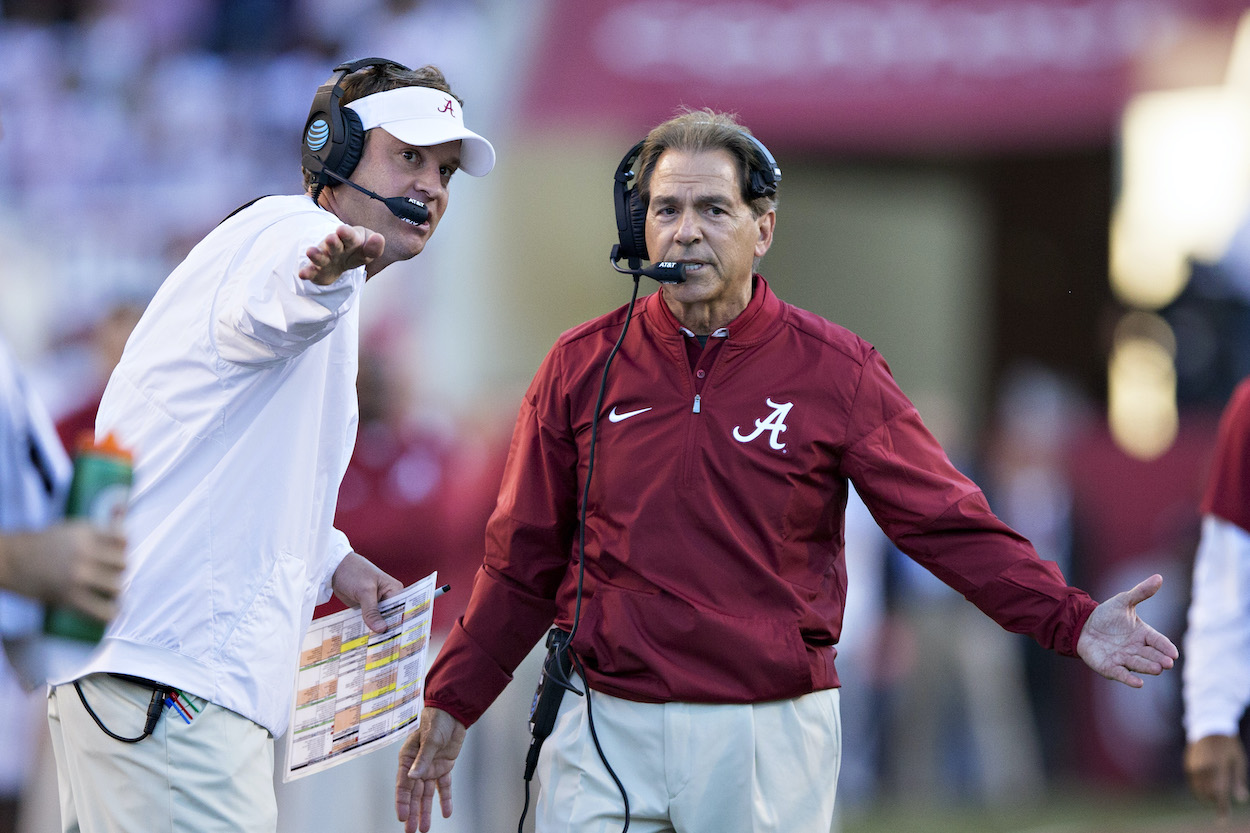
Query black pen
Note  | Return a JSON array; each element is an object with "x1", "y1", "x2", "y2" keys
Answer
[{"x1": 434, "y1": 584, "x2": 450, "y2": 598}]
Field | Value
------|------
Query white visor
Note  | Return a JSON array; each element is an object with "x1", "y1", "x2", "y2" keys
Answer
[{"x1": 346, "y1": 86, "x2": 495, "y2": 177}]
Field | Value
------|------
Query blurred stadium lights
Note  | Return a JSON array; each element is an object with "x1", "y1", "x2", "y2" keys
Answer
[
  {"x1": 1108, "y1": 311, "x2": 1178, "y2": 460},
  {"x1": 1108, "y1": 9, "x2": 1250, "y2": 459},
  {"x1": 1110, "y1": 86, "x2": 1250, "y2": 309}
]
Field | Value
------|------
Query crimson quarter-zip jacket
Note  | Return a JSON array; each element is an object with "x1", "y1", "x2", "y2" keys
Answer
[{"x1": 425, "y1": 276, "x2": 1096, "y2": 726}]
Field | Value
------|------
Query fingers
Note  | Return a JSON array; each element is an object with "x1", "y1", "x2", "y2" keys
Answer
[
  {"x1": 360, "y1": 607, "x2": 388, "y2": 634},
  {"x1": 1185, "y1": 736, "x2": 1249, "y2": 817},
  {"x1": 331, "y1": 553, "x2": 399, "y2": 633},
  {"x1": 1103, "y1": 639, "x2": 1178, "y2": 687},
  {"x1": 395, "y1": 780, "x2": 427, "y2": 833},
  {"x1": 78, "y1": 531, "x2": 126, "y2": 594},
  {"x1": 395, "y1": 734, "x2": 427, "y2": 832},
  {"x1": 11, "y1": 523, "x2": 128, "y2": 620},
  {"x1": 419, "y1": 791, "x2": 434, "y2": 833},
  {"x1": 408, "y1": 730, "x2": 437, "y2": 780},
  {"x1": 1187, "y1": 759, "x2": 1230, "y2": 816},
  {"x1": 299, "y1": 233, "x2": 345, "y2": 280},
  {"x1": 1121, "y1": 653, "x2": 1162, "y2": 677},
  {"x1": 360, "y1": 572, "x2": 402, "y2": 634},
  {"x1": 1146, "y1": 627, "x2": 1180, "y2": 663},
  {"x1": 379, "y1": 573, "x2": 405, "y2": 601},
  {"x1": 402, "y1": 708, "x2": 466, "y2": 814},
  {"x1": 437, "y1": 773, "x2": 454, "y2": 819},
  {"x1": 299, "y1": 225, "x2": 384, "y2": 285},
  {"x1": 395, "y1": 770, "x2": 436, "y2": 833},
  {"x1": 359, "y1": 228, "x2": 385, "y2": 261},
  {"x1": 1211, "y1": 761, "x2": 1233, "y2": 820},
  {"x1": 67, "y1": 589, "x2": 119, "y2": 624},
  {"x1": 1104, "y1": 666, "x2": 1144, "y2": 689},
  {"x1": 1122, "y1": 573, "x2": 1163, "y2": 606},
  {"x1": 357, "y1": 577, "x2": 388, "y2": 634},
  {"x1": 71, "y1": 527, "x2": 127, "y2": 621},
  {"x1": 1138, "y1": 642, "x2": 1177, "y2": 670}
]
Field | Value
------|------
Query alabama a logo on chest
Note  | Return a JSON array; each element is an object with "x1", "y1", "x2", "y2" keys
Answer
[{"x1": 733, "y1": 397, "x2": 794, "y2": 450}]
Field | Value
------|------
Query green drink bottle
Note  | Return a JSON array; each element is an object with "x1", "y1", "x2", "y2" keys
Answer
[{"x1": 43, "y1": 433, "x2": 132, "y2": 643}]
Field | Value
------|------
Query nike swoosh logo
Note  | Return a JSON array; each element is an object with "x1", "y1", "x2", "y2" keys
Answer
[{"x1": 608, "y1": 406, "x2": 653, "y2": 423}]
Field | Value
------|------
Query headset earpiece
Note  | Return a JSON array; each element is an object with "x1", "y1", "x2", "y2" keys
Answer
[
  {"x1": 302, "y1": 57, "x2": 411, "y2": 193},
  {"x1": 743, "y1": 133, "x2": 781, "y2": 200},
  {"x1": 335, "y1": 107, "x2": 366, "y2": 182},
  {"x1": 612, "y1": 140, "x2": 649, "y2": 265}
]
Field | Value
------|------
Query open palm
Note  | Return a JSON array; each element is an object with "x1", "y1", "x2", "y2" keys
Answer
[{"x1": 1076, "y1": 574, "x2": 1179, "y2": 687}]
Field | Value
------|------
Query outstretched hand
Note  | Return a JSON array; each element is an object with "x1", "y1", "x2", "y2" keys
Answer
[
  {"x1": 298, "y1": 224, "x2": 384, "y2": 285},
  {"x1": 1076, "y1": 574, "x2": 1178, "y2": 688},
  {"x1": 396, "y1": 707, "x2": 466, "y2": 833}
]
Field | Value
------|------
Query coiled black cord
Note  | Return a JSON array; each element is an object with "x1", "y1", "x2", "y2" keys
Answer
[{"x1": 73, "y1": 676, "x2": 169, "y2": 743}]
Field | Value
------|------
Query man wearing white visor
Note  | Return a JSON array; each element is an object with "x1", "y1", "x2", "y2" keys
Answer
[{"x1": 46, "y1": 58, "x2": 495, "y2": 833}]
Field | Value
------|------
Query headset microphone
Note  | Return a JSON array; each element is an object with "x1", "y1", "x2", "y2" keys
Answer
[
  {"x1": 609, "y1": 246, "x2": 687, "y2": 283},
  {"x1": 319, "y1": 166, "x2": 429, "y2": 225}
]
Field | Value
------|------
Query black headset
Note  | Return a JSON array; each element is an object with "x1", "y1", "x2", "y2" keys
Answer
[
  {"x1": 302, "y1": 57, "x2": 412, "y2": 196},
  {"x1": 611, "y1": 131, "x2": 782, "y2": 265}
]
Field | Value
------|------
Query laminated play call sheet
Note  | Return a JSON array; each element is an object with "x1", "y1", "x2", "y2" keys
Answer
[{"x1": 283, "y1": 572, "x2": 439, "y2": 781}]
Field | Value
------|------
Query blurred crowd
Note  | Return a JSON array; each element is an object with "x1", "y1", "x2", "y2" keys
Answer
[{"x1": 0, "y1": 0, "x2": 499, "y2": 397}]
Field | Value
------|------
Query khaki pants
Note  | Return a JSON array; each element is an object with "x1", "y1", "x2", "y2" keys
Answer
[
  {"x1": 48, "y1": 674, "x2": 276, "y2": 833},
  {"x1": 534, "y1": 682, "x2": 841, "y2": 833}
]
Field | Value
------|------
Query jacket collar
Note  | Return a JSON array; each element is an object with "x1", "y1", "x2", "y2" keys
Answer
[{"x1": 643, "y1": 274, "x2": 783, "y2": 346}]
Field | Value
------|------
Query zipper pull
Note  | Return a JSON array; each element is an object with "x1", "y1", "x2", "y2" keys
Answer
[{"x1": 693, "y1": 394, "x2": 701, "y2": 414}]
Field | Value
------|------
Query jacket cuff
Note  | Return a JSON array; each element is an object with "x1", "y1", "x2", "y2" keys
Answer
[{"x1": 424, "y1": 622, "x2": 516, "y2": 728}]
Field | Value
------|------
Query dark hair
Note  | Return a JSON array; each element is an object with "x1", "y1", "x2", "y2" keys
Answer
[
  {"x1": 300, "y1": 63, "x2": 461, "y2": 192},
  {"x1": 635, "y1": 107, "x2": 778, "y2": 218}
]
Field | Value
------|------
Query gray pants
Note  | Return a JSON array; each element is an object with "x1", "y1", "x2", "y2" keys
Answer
[{"x1": 48, "y1": 674, "x2": 276, "y2": 833}]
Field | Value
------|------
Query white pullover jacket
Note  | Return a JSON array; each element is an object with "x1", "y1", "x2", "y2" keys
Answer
[{"x1": 55, "y1": 195, "x2": 363, "y2": 737}]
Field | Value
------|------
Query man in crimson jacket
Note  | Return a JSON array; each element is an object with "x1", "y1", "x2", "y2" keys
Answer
[
  {"x1": 1183, "y1": 376, "x2": 1250, "y2": 819},
  {"x1": 395, "y1": 108, "x2": 1179, "y2": 833}
]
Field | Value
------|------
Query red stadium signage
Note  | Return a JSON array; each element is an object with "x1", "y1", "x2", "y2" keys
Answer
[{"x1": 519, "y1": 0, "x2": 1249, "y2": 152}]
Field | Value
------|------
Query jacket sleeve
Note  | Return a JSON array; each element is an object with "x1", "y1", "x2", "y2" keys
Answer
[
  {"x1": 424, "y1": 348, "x2": 578, "y2": 727},
  {"x1": 1183, "y1": 514, "x2": 1250, "y2": 741},
  {"x1": 214, "y1": 222, "x2": 364, "y2": 366},
  {"x1": 1202, "y1": 379, "x2": 1250, "y2": 532},
  {"x1": 317, "y1": 528, "x2": 354, "y2": 606},
  {"x1": 841, "y1": 351, "x2": 1096, "y2": 656}
]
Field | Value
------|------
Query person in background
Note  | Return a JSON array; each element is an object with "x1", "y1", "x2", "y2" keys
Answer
[
  {"x1": 54, "y1": 301, "x2": 147, "y2": 454},
  {"x1": 0, "y1": 334, "x2": 126, "y2": 638},
  {"x1": 46, "y1": 57, "x2": 494, "y2": 833},
  {"x1": 1, "y1": 299, "x2": 150, "y2": 833},
  {"x1": 0, "y1": 333, "x2": 127, "y2": 833},
  {"x1": 882, "y1": 390, "x2": 1044, "y2": 808},
  {"x1": 329, "y1": 344, "x2": 500, "y2": 634},
  {"x1": 1183, "y1": 376, "x2": 1250, "y2": 821},
  {"x1": 396, "y1": 107, "x2": 1178, "y2": 833}
]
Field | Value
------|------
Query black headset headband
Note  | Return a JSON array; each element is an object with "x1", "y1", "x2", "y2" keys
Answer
[
  {"x1": 611, "y1": 131, "x2": 781, "y2": 265},
  {"x1": 302, "y1": 57, "x2": 412, "y2": 193}
]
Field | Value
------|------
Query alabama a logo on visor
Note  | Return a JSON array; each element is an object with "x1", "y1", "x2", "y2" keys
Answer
[{"x1": 733, "y1": 398, "x2": 793, "y2": 450}]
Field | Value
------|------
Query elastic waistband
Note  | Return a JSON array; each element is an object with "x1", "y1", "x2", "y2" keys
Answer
[{"x1": 106, "y1": 672, "x2": 168, "y2": 690}]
